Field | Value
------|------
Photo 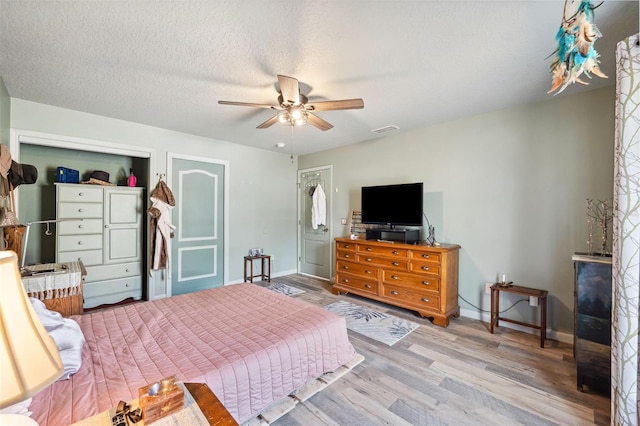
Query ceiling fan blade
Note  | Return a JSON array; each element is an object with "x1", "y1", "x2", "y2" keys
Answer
[
  {"x1": 218, "y1": 100, "x2": 276, "y2": 109},
  {"x1": 257, "y1": 114, "x2": 280, "y2": 129},
  {"x1": 278, "y1": 75, "x2": 301, "y2": 105},
  {"x1": 307, "y1": 98, "x2": 364, "y2": 111},
  {"x1": 306, "y1": 113, "x2": 333, "y2": 131}
]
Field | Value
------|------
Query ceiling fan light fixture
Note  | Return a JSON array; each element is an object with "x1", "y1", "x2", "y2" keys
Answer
[
  {"x1": 276, "y1": 107, "x2": 308, "y2": 127},
  {"x1": 290, "y1": 109, "x2": 303, "y2": 120}
]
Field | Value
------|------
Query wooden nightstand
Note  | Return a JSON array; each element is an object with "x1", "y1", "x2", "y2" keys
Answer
[
  {"x1": 71, "y1": 382, "x2": 238, "y2": 425},
  {"x1": 243, "y1": 255, "x2": 271, "y2": 282},
  {"x1": 184, "y1": 383, "x2": 238, "y2": 426},
  {"x1": 490, "y1": 283, "x2": 548, "y2": 348}
]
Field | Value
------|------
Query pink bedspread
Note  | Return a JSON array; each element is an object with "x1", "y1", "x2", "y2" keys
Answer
[{"x1": 30, "y1": 284, "x2": 356, "y2": 425}]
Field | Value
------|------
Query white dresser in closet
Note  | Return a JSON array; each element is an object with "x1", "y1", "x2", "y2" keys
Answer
[{"x1": 55, "y1": 183, "x2": 144, "y2": 308}]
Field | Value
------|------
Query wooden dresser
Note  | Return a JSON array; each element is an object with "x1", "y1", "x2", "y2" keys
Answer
[{"x1": 333, "y1": 237, "x2": 461, "y2": 327}]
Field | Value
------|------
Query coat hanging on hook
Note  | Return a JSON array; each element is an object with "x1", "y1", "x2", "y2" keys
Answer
[
  {"x1": 311, "y1": 184, "x2": 326, "y2": 230},
  {"x1": 148, "y1": 179, "x2": 176, "y2": 271}
]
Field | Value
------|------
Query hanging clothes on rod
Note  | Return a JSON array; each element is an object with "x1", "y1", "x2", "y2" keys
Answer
[
  {"x1": 148, "y1": 178, "x2": 176, "y2": 272},
  {"x1": 311, "y1": 183, "x2": 326, "y2": 230}
]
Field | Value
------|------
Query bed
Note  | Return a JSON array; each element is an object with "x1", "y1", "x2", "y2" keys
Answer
[{"x1": 29, "y1": 283, "x2": 358, "y2": 425}]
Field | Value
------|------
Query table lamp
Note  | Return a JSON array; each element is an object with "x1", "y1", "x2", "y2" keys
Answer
[{"x1": 0, "y1": 250, "x2": 63, "y2": 425}]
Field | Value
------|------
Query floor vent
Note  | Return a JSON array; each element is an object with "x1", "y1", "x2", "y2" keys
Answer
[{"x1": 371, "y1": 125, "x2": 400, "y2": 134}]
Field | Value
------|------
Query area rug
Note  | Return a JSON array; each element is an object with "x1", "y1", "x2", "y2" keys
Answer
[
  {"x1": 324, "y1": 300, "x2": 420, "y2": 346},
  {"x1": 266, "y1": 282, "x2": 305, "y2": 296}
]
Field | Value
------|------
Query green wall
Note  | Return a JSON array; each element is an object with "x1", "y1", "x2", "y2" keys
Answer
[
  {"x1": 299, "y1": 86, "x2": 615, "y2": 338},
  {"x1": 0, "y1": 77, "x2": 9, "y2": 146}
]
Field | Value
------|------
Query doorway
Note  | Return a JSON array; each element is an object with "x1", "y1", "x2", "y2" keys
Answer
[
  {"x1": 168, "y1": 153, "x2": 229, "y2": 296},
  {"x1": 298, "y1": 166, "x2": 332, "y2": 280}
]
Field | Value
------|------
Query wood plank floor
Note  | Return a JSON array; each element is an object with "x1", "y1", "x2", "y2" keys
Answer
[{"x1": 256, "y1": 274, "x2": 610, "y2": 426}]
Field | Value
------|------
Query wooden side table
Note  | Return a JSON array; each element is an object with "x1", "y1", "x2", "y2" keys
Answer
[
  {"x1": 22, "y1": 260, "x2": 86, "y2": 317},
  {"x1": 71, "y1": 382, "x2": 238, "y2": 426},
  {"x1": 243, "y1": 255, "x2": 271, "y2": 283},
  {"x1": 490, "y1": 283, "x2": 548, "y2": 348},
  {"x1": 184, "y1": 383, "x2": 238, "y2": 426}
]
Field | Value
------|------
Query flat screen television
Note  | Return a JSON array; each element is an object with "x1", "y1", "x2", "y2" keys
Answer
[{"x1": 361, "y1": 182, "x2": 423, "y2": 227}]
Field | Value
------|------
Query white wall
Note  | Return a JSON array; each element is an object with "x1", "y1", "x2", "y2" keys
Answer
[
  {"x1": 10, "y1": 98, "x2": 299, "y2": 284},
  {"x1": 299, "y1": 86, "x2": 615, "y2": 335}
]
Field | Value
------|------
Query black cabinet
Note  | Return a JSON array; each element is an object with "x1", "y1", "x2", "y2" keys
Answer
[{"x1": 573, "y1": 253, "x2": 612, "y2": 396}]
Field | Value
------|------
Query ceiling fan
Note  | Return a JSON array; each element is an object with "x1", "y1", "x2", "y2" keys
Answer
[{"x1": 218, "y1": 75, "x2": 364, "y2": 131}]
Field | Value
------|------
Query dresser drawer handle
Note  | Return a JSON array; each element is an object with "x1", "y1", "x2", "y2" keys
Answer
[
  {"x1": 391, "y1": 275, "x2": 399, "y2": 280},
  {"x1": 421, "y1": 266, "x2": 430, "y2": 271},
  {"x1": 422, "y1": 254, "x2": 430, "y2": 259},
  {"x1": 344, "y1": 254, "x2": 350, "y2": 258},
  {"x1": 392, "y1": 250, "x2": 399, "y2": 255},
  {"x1": 125, "y1": 283, "x2": 130, "y2": 287},
  {"x1": 365, "y1": 284, "x2": 372, "y2": 289},
  {"x1": 78, "y1": 208, "x2": 84, "y2": 213},
  {"x1": 344, "y1": 244, "x2": 350, "y2": 249},
  {"x1": 78, "y1": 192, "x2": 84, "y2": 197},
  {"x1": 126, "y1": 268, "x2": 130, "y2": 273},
  {"x1": 391, "y1": 291, "x2": 399, "y2": 295},
  {"x1": 422, "y1": 281, "x2": 431, "y2": 286},
  {"x1": 366, "y1": 258, "x2": 372, "y2": 262},
  {"x1": 105, "y1": 225, "x2": 110, "y2": 228},
  {"x1": 365, "y1": 269, "x2": 372, "y2": 274},
  {"x1": 421, "y1": 297, "x2": 430, "y2": 303},
  {"x1": 78, "y1": 224, "x2": 84, "y2": 229},
  {"x1": 77, "y1": 241, "x2": 83, "y2": 245},
  {"x1": 392, "y1": 262, "x2": 400, "y2": 266},
  {"x1": 342, "y1": 265, "x2": 349, "y2": 270},
  {"x1": 343, "y1": 278, "x2": 349, "y2": 283},
  {"x1": 366, "y1": 247, "x2": 372, "y2": 252}
]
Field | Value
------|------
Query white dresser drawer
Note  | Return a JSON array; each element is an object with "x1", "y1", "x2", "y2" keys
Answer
[
  {"x1": 58, "y1": 219, "x2": 103, "y2": 235},
  {"x1": 58, "y1": 249, "x2": 103, "y2": 266},
  {"x1": 58, "y1": 202, "x2": 103, "y2": 219},
  {"x1": 57, "y1": 185, "x2": 103, "y2": 203},
  {"x1": 84, "y1": 262, "x2": 141, "y2": 282},
  {"x1": 58, "y1": 234, "x2": 102, "y2": 251},
  {"x1": 84, "y1": 276, "x2": 142, "y2": 298}
]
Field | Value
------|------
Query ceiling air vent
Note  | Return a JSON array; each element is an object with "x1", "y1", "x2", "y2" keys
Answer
[{"x1": 371, "y1": 125, "x2": 400, "y2": 134}]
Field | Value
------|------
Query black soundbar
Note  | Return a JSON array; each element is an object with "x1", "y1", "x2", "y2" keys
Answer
[{"x1": 365, "y1": 228, "x2": 420, "y2": 244}]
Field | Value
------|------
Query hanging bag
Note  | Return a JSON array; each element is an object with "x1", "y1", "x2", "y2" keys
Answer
[
  {"x1": 2, "y1": 184, "x2": 26, "y2": 261},
  {"x1": 0, "y1": 176, "x2": 19, "y2": 227}
]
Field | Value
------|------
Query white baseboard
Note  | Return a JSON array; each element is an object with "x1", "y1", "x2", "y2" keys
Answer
[{"x1": 459, "y1": 307, "x2": 573, "y2": 345}]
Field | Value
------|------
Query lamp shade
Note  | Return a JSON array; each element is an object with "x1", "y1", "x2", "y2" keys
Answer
[{"x1": 0, "y1": 250, "x2": 63, "y2": 409}]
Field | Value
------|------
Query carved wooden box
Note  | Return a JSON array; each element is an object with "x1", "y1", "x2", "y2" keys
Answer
[{"x1": 138, "y1": 375, "x2": 184, "y2": 424}]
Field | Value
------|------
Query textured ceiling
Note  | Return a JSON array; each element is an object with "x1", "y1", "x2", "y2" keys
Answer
[{"x1": 0, "y1": 1, "x2": 638, "y2": 155}]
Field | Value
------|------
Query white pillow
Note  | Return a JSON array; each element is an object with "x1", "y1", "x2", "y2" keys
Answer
[{"x1": 30, "y1": 298, "x2": 85, "y2": 380}]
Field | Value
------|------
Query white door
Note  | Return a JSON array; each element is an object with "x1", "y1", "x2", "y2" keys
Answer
[
  {"x1": 299, "y1": 166, "x2": 332, "y2": 279},
  {"x1": 169, "y1": 154, "x2": 228, "y2": 296}
]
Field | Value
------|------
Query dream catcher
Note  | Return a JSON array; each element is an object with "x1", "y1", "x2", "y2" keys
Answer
[{"x1": 548, "y1": 0, "x2": 607, "y2": 94}]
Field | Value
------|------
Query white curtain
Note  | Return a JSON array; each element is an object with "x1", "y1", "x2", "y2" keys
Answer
[{"x1": 612, "y1": 33, "x2": 640, "y2": 425}]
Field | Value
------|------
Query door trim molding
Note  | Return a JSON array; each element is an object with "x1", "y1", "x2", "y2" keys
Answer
[
  {"x1": 297, "y1": 164, "x2": 333, "y2": 279},
  {"x1": 167, "y1": 152, "x2": 230, "y2": 295}
]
